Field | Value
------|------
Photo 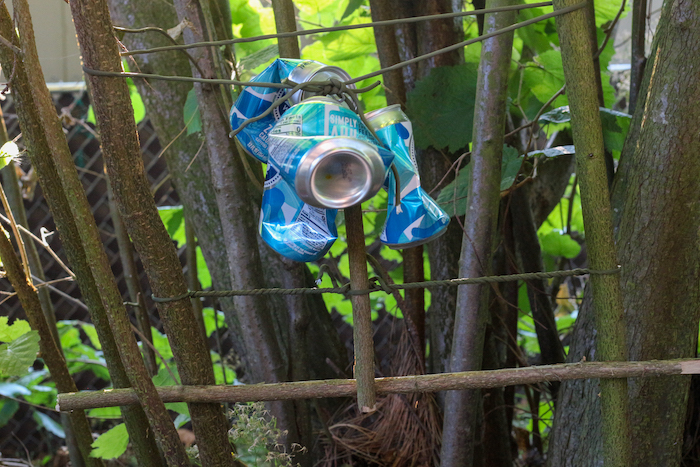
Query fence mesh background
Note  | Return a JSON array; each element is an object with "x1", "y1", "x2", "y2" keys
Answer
[{"x1": 0, "y1": 90, "x2": 400, "y2": 461}]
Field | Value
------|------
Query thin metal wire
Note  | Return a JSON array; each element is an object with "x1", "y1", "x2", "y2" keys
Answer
[
  {"x1": 346, "y1": 2, "x2": 585, "y2": 85},
  {"x1": 151, "y1": 267, "x2": 620, "y2": 302},
  {"x1": 84, "y1": 3, "x2": 585, "y2": 89},
  {"x1": 119, "y1": 2, "x2": 555, "y2": 57}
]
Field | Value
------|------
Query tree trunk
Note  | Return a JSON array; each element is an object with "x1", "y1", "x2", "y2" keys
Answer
[
  {"x1": 70, "y1": 0, "x2": 237, "y2": 464},
  {"x1": 548, "y1": 1, "x2": 700, "y2": 465},
  {"x1": 440, "y1": 2, "x2": 516, "y2": 466},
  {"x1": 0, "y1": 4, "x2": 167, "y2": 465}
]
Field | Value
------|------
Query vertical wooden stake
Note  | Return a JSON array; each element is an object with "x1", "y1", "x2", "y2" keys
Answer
[{"x1": 344, "y1": 204, "x2": 377, "y2": 412}]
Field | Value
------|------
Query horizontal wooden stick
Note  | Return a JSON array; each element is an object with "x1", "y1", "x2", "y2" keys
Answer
[{"x1": 57, "y1": 359, "x2": 700, "y2": 411}]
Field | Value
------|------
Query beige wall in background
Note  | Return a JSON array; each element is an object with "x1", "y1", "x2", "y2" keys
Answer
[{"x1": 3, "y1": 0, "x2": 82, "y2": 83}]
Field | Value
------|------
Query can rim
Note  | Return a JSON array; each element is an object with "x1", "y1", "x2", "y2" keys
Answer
[
  {"x1": 365, "y1": 104, "x2": 407, "y2": 130},
  {"x1": 295, "y1": 138, "x2": 385, "y2": 209},
  {"x1": 288, "y1": 62, "x2": 356, "y2": 104}
]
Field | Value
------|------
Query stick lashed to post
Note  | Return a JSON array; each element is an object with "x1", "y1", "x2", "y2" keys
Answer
[{"x1": 57, "y1": 359, "x2": 700, "y2": 411}]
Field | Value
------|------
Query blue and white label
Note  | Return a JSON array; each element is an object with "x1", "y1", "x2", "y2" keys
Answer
[
  {"x1": 259, "y1": 165, "x2": 338, "y2": 262},
  {"x1": 229, "y1": 58, "x2": 306, "y2": 163},
  {"x1": 268, "y1": 99, "x2": 394, "y2": 185},
  {"x1": 373, "y1": 115, "x2": 450, "y2": 248}
]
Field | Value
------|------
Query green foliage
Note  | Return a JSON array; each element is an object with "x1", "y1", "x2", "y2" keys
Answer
[
  {"x1": 33, "y1": 411, "x2": 65, "y2": 439},
  {"x1": 527, "y1": 145, "x2": 575, "y2": 159},
  {"x1": 230, "y1": 0, "x2": 277, "y2": 60},
  {"x1": 90, "y1": 423, "x2": 129, "y2": 459},
  {"x1": 405, "y1": 63, "x2": 479, "y2": 152},
  {"x1": 202, "y1": 307, "x2": 226, "y2": 338},
  {"x1": 184, "y1": 87, "x2": 203, "y2": 136},
  {"x1": 87, "y1": 76, "x2": 145, "y2": 125},
  {"x1": 0, "y1": 317, "x2": 32, "y2": 342},
  {"x1": 538, "y1": 106, "x2": 632, "y2": 153},
  {"x1": 156, "y1": 205, "x2": 212, "y2": 288},
  {"x1": 538, "y1": 231, "x2": 581, "y2": 259},
  {"x1": 225, "y1": 402, "x2": 305, "y2": 466},
  {"x1": 238, "y1": 44, "x2": 280, "y2": 75},
  {"x1": 0, "y1": 398, "x2": 19, "y2": 426},
  {"x1": 0, "y1": 141, "x2": 19, "y2": 170},
  {"x1": 0, "y1": 328, "x2": 39, "y2": 377},
  {"x1": 436, "y1": 145, "x2": 522, "y2": 217},
  {"x1": 56, "y1": 320, "x2": 110, "y2": 381}
]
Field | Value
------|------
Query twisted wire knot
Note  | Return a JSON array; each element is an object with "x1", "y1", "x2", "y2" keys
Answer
[{"x1": 318, "y1": 77, "x2": 347, "y2": 97}]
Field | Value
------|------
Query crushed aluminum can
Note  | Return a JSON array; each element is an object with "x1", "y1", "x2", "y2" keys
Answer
[
  {"x1": 365, "y1": 104, "x2": 450, "y2": 249},
  {"x1": 259, "y1": 164, "x2": 338, "y2": 262},
  {"x1": 267, "y1": 96, "x2": 395, "y2": 209},
  {"x1": 230, "y1": 59, "x2": 354, "y2": 163}
]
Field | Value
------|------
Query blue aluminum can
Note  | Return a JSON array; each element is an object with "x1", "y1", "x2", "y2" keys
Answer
[
  {"x1": 230, "y1": 59, "x2": 354, "y2": 163},
  {"x1": 259, "y1": 164, "x2": 338, "y2": 262},
  {"x1": 268, "y1": 97, "x2": 395, "y2": 209},
  {"x1": 365, "y1": 105, "x2": 450, "y2": 248}
]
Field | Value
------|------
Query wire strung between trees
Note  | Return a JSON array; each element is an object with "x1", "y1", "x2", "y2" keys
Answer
[
  {"x1": 151, "y1": 267, "x2": 620, "y2": 302},
  {"x1": 118, "y1": 2, "x2": 555, "y2": 57},
  {"x1": 83, "y1": 3, "x2": 585, "y2": 89},
  {"x1": 89, "y1": 1, "x2": 593, "y2": 305}
]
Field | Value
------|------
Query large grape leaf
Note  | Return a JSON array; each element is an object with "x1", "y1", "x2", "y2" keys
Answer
[
  {"x1": 0, "y1": 331, "x2": 39, "y2": 377},
  {"x1": 406, "y1": 63, "x2": 479, "y2": 152}
]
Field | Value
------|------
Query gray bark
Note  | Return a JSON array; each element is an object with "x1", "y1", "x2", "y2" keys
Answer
[{"x1": 548, "y1": 1, "x2": 700, "y2": 465}]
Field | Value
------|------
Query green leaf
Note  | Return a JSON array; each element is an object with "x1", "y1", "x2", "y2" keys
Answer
[
  {"x1": 340, "y1": 0, "x2": 364, "y2": 22},
  {"x1": 0, "y1": 382, "x2": 31, "y2": 397},
  {"x1": 90, "y1": 423, "x2": 129, "y2": 459},
  {"x1": 130, "y1": 86, "x2": 146, "y2": 124},
  {"x1": 437, "y1": 145, "x2": 522, "y2": 217},
  {"x1": 316, "y1": 18, "x2": 376, "y2": 62},
  {"x1": 230, "y1": 0, "x2": 277, "y2": 58},
  {"x1": 538, "y1": 106, "x2": 572, "y2": 125},
  {"x1": 539, "y1": 231, "x2": 581, "y2": 259},
  {"x1": 166, "y1": 402, "x2": 190, "y2": 417},
  {"x1": 500, "y1": 146, "x2": 522, "y2": 191},
  {"x1": 0, "y1": 331, "x2": 39, "y2": 377},
  {"x1": 152, "y1": 363, "x2": 180, "y2": 386},
  {"x1": 528, "y1": 145, "x2": 575, "y2": 158},
  {"x1": 174, "y1": 413, "x2": 190, "y2": 428},
  {"x1": 539, "y1": 107, "x2": 631, "y2": 153},
  {"x1": 202, "y1": 308, "x2": 226, "y2": 338},
  {"x1": 196, "y1": 246, "x2": 211, "y2": 289},
  {"x1": 0, "y1": 399, "x2": 19, "y2": 426},
  {"x1": 184, "y1": 87, "x2": 202, "y2": 136},
  {"x1": 157, "y1": 205, "x2": 186, "y2": 247},
  {"x1": 406, "y1": 63, "x2": 479, "y2": 152},
  {"x1": 80, "y1": 323, "x2": 102, "y2": 350},
  {"x1": 518, "y1": 50, "x2": 567, "y2": 117},
  {"x1": 600, "y1": 108, "x2": 632, "y2": 152},
  {"x1": 0, "y1": 141, "x2": 19, "y2": 170},
  {"x1": 594, "y1": 0, "x2": 627, "y2": 27},
  {"x1": 237, "y1": 44, "x2": 279, "y2": 73},
  {"x1": 88, "y1": 407, "x2": 122, "y2": 420},
  {"x1": 0, "y1": 317, "x2": 32, "y2": 342},
  {"x1": 33, "y1": 411, "x2": 65, "y2": 439}
]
